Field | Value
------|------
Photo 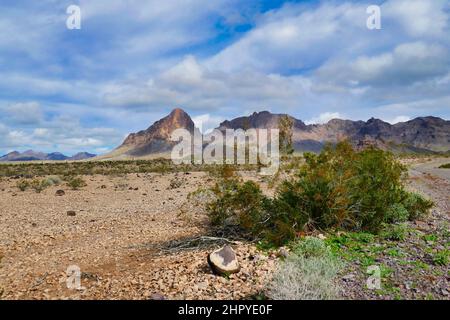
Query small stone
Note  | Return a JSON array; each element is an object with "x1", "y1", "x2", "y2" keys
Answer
[
  {"x1": 276, "y1": 248, "x2": 289, "y2": 259},
  {"x1": 67, "y1": 211, "x2": 76, "y2": 217},
  {"x1": 55, "y1": 190, "x2": 65, "y2": 196},
  {"x1": 149, "y1": 293, "x2": 166, "y2": 300},
  {"x1": 208, "y1": 245, "x2": 240, "y2": 276}
]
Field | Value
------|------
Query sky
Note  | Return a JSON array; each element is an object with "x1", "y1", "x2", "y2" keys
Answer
[{"x1": 0, "y1": 0, "x2": 449, "y2": 155}]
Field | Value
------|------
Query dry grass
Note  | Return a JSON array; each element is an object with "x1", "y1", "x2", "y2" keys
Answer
[{"x1": 268, "y1": 237, "x2": 342, "y2": 300}]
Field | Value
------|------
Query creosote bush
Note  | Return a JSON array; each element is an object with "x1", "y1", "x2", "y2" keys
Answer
[
  {"x1": 16, "y1": 180, "x2": 30, "y2": 191},
  {"x1": 206, "y1": 141, "x2": 434, "y2": 246},
  {"x1": 66, "y1": 177, "x2": 87, "y2": 190}
]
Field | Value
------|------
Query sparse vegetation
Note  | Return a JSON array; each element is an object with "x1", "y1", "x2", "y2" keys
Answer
[
  {"x1": 0, "y1": 159, "x2": 256, "y2": 178},
  {"x1": 15, "y1": 176, "x2": 63, "y2": 193},
  {"x1": 439, "y1": 163, "x2": 450, "y2": 169},
  {"x1": 66, "y1": 177, "x2": 87, "y2": 190},
  {"x1": 29, "y1": 179, "x2": 52, "y2": 193},
  {"x1": 16, "y1": 180, "x2": 30, "y2": 191}
]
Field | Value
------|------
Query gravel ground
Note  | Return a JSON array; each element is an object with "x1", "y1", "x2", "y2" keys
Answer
[
  {"x1": 0, "y1": 171, "x2": 276, "y2": 300},
  {"x1": 339, "y1": 158, "x2": 450, "y2": 300}
]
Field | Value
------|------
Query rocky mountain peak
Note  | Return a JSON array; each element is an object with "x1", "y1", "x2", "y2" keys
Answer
[{"x1": 119, "y1": 108, "x2": 196, "y2": 156}]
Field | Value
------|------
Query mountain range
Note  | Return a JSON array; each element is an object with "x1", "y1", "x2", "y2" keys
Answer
[
  {"x1": 0, "y1": 150, "x2": 96, "y2": 162},
  {"x1": 107, "y1": 108, "x2": 450, "y2": 158},
  {"x1": 3, "y1": 108, "x2": 449, "y2": 162}
]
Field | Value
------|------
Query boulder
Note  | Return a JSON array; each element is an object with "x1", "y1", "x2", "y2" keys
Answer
[{"x1": 207, "y1": 245, "x2": 240, "y2": 276}]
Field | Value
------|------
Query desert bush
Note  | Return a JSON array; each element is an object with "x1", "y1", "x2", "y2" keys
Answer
[
  {"x1": 439, "y1": 163, "x2": 450, "y2": 169},
  {"x1": 16, "y1": 180, "x2": 30, "y2": 191},
  {"x1": 277, "y1": 142, "x2": 411, "y2": 232},
  {"x1": 381, "y1": 223, "x2": 408, "y2": 241},
  {"x1": 268, "y1": 237, "x2": 341, "y2": 300},
  {"x1": 30, "y1": 179, "x2": 52, "y2": 193},
  {"x1": 385, "y1": 204, "x2": 409, "y2": 223},
  {"x1": 208, "y1": 164, "x2": 237, "y2": 180},
  {"x1": 45, "y1": 175, "x2": 62, "y2": 186},
  {"x1": 401, "y1": 192, "x2": 434, "y2": 221},
  {"x1": 207, "y1": 178, "x2": 270, "y2": 237},
  {"x1": 66, "y1": 177, "x2": 87, "y2": 190},
  {"x1": 205, "y1": 141, "x2": 433, "y2": 246},
  {"x1": 291, "y1": 236, "x2": 332, "y2": 258}
]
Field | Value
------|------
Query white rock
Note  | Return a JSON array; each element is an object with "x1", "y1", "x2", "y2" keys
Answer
[{"x1": 208, "y1": 246, "x2": 240, "y2": 276}]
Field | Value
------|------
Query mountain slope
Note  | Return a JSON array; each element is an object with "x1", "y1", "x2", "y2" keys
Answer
[
  {"x1": 68, "y1": 152, "x2": 97, "y2": 161},
  {"x1": 116, "y1": 108, "x2": 196, "y2": 157}
]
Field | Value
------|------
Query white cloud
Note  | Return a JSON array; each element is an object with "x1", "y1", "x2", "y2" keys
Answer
[
  {"x1": 101, "y1": 55, "x2": 312, "y2": 113},
  {"x1": 384, "y1": 0, "x2": 449, "y2": 37},
  {"x1": 306, "y1": 112, "x2": 342, "y2": 125},
  {"x1": 192, "y1": 114, "x2": 226, "y2": 134},
  {"x1": 385, "y1": 115, "x2": 411, "y2": 124}
]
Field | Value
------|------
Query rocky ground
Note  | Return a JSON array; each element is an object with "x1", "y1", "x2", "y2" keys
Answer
[
  {"x1": 0, "y1": 158, "x2": 448, "y2": 300},
  {"x1": 338, "y1": 158, "x2": 450, "y2": 300},
  {"x1": 0, "y1": 171, "x2": 276, "y2": 300}
]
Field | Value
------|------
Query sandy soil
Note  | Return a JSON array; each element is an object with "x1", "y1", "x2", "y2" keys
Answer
[{"x1": 0, "y1": 172, "x2": 276, "y2": 300}]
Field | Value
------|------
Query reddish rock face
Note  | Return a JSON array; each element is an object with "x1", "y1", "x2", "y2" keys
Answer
[{"x1": 120, "y1": 108, "x2": 196, "y2": 156}]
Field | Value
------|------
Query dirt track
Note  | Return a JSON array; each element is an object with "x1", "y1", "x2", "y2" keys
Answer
[{"x1": 408, "y1": 158, "x2": 450, "y2": 217}]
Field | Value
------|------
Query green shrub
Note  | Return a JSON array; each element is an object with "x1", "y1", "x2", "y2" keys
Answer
[
  {"x1": 205, "y1": 141, "x2": 434, "y2": 246},
  {"x1": 291, "y1": 236, "x2": 331, "y2": 258},
  {"x1": 432, "y1": 249, "x2": 449, "y2": 266},
  {"x1": 382, "y1": 223, "x2": 408, "y2": 241},
  {"x1": 29, "y1": 179, "x2": 52, "y2": 193},
  {"x1": 401, "y1": 192, "x2": 434, "y2": 221},
  {"x1": 385, "y1": 204, "x2": 409, "y2": 223},
  {"x1": 207, "y1": 178, "x2": 270, "y2": 237},
  {"x1": 67, "y1": 177, "x2": 87, "y2": 190},
  {"x1": 16, "y1": 180, "x2": 30, "y2": 191},
  {"x1": 45, "y1": 175, "x2": 62, "y2": 186}
]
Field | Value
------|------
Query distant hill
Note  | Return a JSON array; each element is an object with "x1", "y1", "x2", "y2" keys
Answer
[
  {"x1": 102, "y1": 108, "x2": 450, "y2": 159},
  {"x1": 0, "y1": 150, "x2": 97, "y2": 162},
  {"x1": 112, "y1": 108, "x2": 197, "y2": 157},
  {"x1": 68, "y1": 152, "x2": 97, "y2": 161},
  {"x1": 219, "y1": 112, "x2": 450, "y2": 154}
]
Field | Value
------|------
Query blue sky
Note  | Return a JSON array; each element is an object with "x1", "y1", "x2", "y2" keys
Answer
[{"x1": 0, "y1": 0, "x2": 449, "y2": 155}]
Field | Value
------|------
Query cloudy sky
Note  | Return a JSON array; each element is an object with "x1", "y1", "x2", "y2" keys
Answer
[{"x1": 0, "y1": 0, "x2": 449, "y2": 155}]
